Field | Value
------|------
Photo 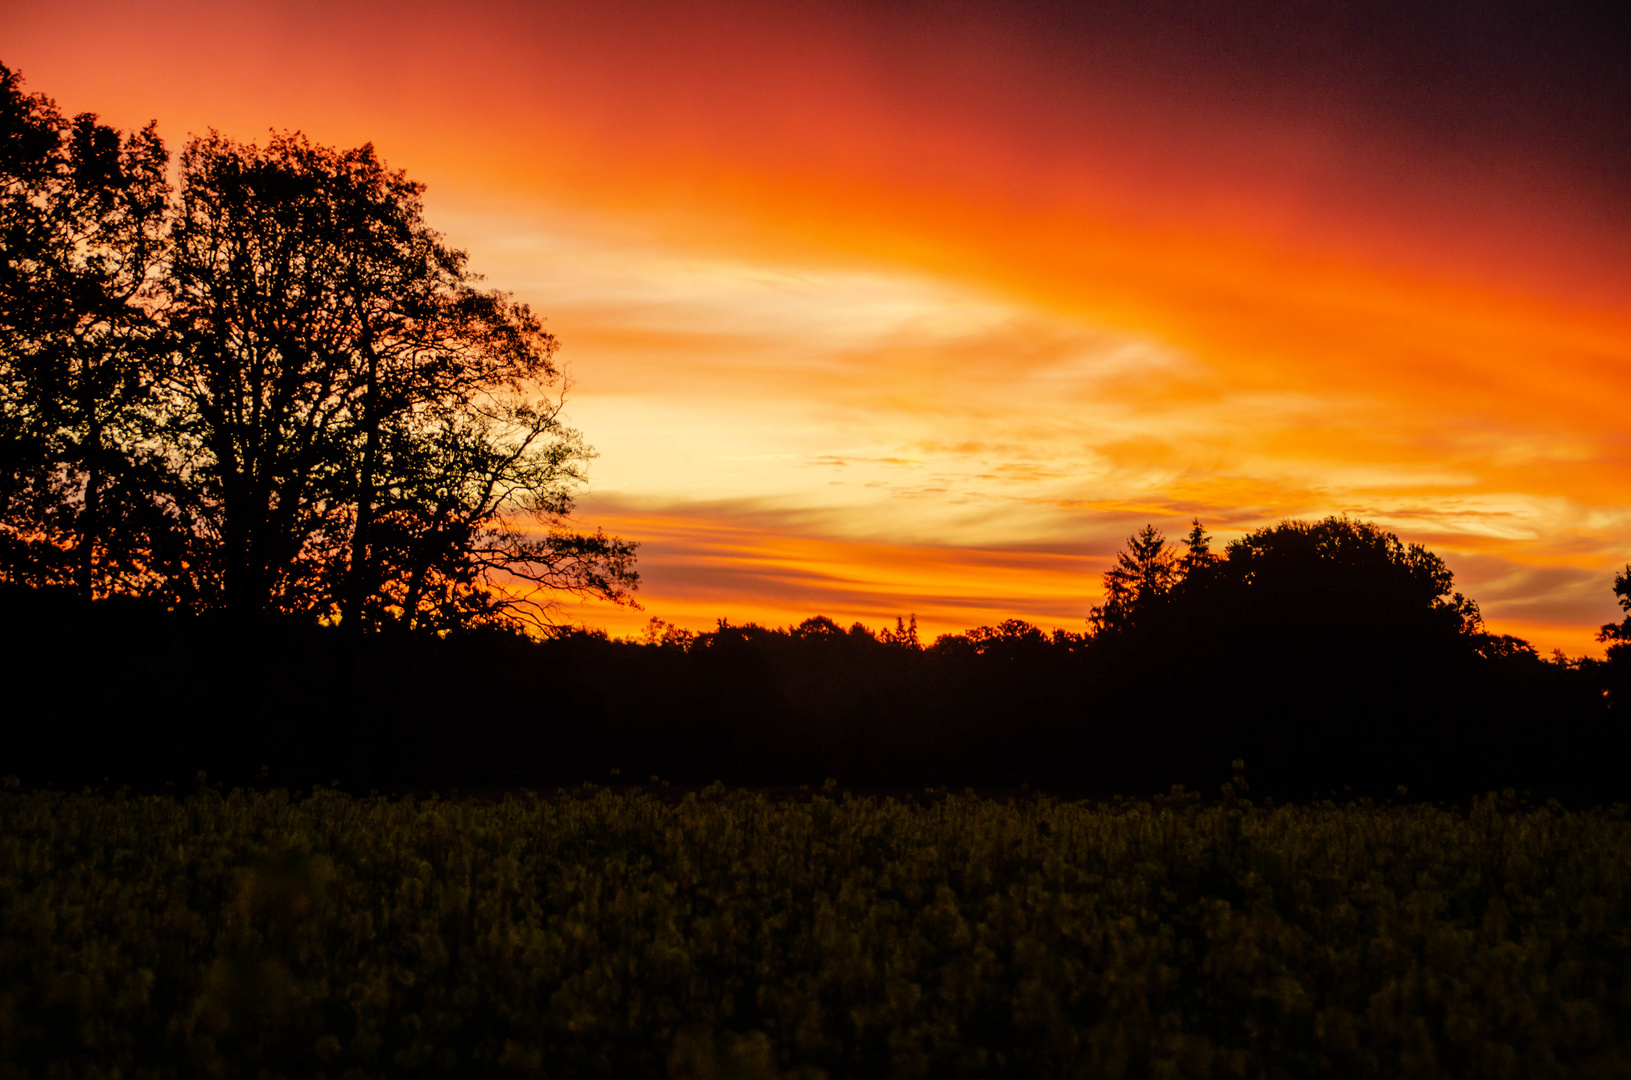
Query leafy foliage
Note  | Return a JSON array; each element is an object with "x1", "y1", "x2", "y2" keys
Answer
[
  {"x1": 2, "y1": 784, "x2": 1628, "y2": 1079},
  {"x1": 0, "y1": 65, "x2": 636, "y2": 632},
  {"x1": 0, "y1": 65, "x2": 174, "y2": 600}
]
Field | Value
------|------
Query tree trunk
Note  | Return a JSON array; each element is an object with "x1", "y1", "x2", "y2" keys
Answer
[
  {"x1": 344, "y1": 324, "x2": 379, "y2": 633},
  {"x1": 75, "y1": 425, "x2": 101, "y2": 602}
]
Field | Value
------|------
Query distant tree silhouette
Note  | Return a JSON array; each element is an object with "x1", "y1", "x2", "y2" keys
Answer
[
  {"x1": 1090, "y1": 523, "x2": 1178, "y2": 634},
  {"x1": 879, "y1": 613, "x2": 921, "y2": 649},
  {"x1": 0, "y1": 63, "x2": 636, "y2": 632},
  {"x1": 1083, "y1": 515, "x2": 1514, "y2": 792},
  {"x1": 1178, "y1": 517, "x2": 1217, "y2": 579},
  {"x1": 791, "y1": 615, "x2": 846, "y2": 640},
  {"x1": 0, "y1": 65, "x2": 175, "y2": 600},
  {"x1": 937, "y1": 618, "x2": 1056, "y2": 659},
  {"x1": 1106, "y1": 514, "x2": 1488, "y2": 669},
  {"x1": 1208, "y1": 516, "x2": 1483, "y2": 641}
]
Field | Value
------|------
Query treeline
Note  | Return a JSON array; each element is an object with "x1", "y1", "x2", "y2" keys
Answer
[{"x1": 8, "y1": 516, "x2": 1628, "y2": 800}]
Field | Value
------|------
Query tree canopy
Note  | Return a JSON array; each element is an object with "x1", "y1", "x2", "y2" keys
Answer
[
  {"x1": 0, "y1": 64, "x2": 636, "y2": 632},
  {"x1": 1092, "y1": 515, "x2": 1483, "y2": 646}
]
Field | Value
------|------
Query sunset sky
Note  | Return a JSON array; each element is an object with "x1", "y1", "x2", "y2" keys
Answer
[{"x1": 6, "y1": 0, "x2": 1629, "y2": 652}]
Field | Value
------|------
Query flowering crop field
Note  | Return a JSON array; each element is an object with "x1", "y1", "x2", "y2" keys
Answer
[{"x1": 1, "y1": 784, "x2": 1627, "y2": 1079}]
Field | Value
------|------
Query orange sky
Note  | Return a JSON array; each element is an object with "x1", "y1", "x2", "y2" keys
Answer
[{"x1": 6, "y1": 0, "x2": 1629, "y2": 651}]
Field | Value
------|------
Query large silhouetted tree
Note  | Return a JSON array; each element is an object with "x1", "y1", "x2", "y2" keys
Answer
[
  {"x1": 0, "y1": 64, "x2": 636, "y2": 631},
  {"x1": 159, "y1": 131, "x2": 636, "y2": 628}
]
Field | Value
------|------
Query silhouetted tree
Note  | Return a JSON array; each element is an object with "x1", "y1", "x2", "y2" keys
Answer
[
  {"x1": 1178, "y1": 518, "x2": 1217, "y2": 579},
  {"x1": 879, "y1": 614, "x2": 921, "y2": 649},
  {"x1": 934, "y1": 618, "x2": 1055, "y2": 659},
  {"x1": 1091, "y1": 524, "x2": 1178, "y2": 634},
  {"x1": 791, "y1": 615, "x2": 846, "y2": 641},
  {"x1": 0, "y1": 65, "x2": 175, "y2": 600},
  {"x1": 161, "y1": 131, "x2": 636, "y2": 628},
  {"x1": 1081, "y1": 515, "x2": 1520, "y2": 793},
  {"x1": 1, "y1": 66, "x2": 637, "y2": 631},
  {"x1": 1213, "y1": 516, "x2": 1482, "y2": 639}
]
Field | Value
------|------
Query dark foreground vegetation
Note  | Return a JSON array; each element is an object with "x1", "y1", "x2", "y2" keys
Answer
[{"x1": 3, "y1": 782, "x2": 1628, "y2": 1079}]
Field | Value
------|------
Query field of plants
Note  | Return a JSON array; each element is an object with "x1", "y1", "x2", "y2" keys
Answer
[{"x1": 1, "y1": 779, "x2": 1628, "y2": 1079}]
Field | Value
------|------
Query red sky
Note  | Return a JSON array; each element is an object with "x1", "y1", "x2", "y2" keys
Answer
[{"x1": 6, "y1": 0, "x2": 1629, "y2": 650}]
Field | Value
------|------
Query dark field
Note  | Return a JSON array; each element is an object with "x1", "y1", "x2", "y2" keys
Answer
[{"x1": 3, "y1": 784, "x2": 1628, "y2": 1079}]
